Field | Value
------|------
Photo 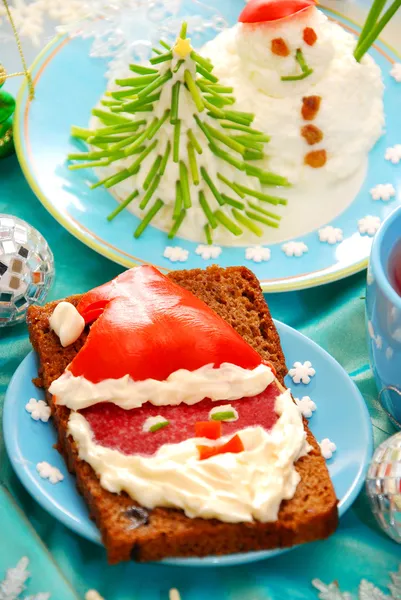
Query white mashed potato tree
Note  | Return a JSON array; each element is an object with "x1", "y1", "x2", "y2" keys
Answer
[{"x1": 68, "y1": 22, "x2": 291, "y2": 245}]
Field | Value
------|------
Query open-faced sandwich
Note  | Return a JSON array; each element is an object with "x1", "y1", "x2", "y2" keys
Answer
[{"x1": 27, "y1": 265, "x2": 337, "y2": 563}]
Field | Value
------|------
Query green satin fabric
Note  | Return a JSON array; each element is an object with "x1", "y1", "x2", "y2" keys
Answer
[{"x1": 0, "y1": 154, "x2": 398, "y2": 599}]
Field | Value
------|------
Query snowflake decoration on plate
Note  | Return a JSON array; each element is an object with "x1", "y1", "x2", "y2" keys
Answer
[
  {"x1": 289, "y1": 361, "x2": 316, "y2": 384},
  {"x1": 295, "y1": 396, "x2": 317, "y2": 418},
  {"x1": 358, "y1": 215, "x2": 381, "y2": 236},
  {"x1": 370, "y1": 184, "x2": 396, "y2": 202},
  {"x1": 195, "y1": 245, "x2": 222, "y2": 260},
  {"x1": 318, "y1": 226, "x2": 343, "y2": 245},
  {"x1": 36, "y1": 462, "x2": 64, "y2": 484},
  {"x1": 313, "y1": 563, "x2": 401, "y2": 599},
  {"x1": 282, "y1": 241, "x2": 308, "y2": 257},
  {"x1": 385, "y1": 145, "x2": 401, "y2": 164},
  {"x1": 25, "y1": 399, "x2": 51, "y2": 423},
  {"x1": 245, "y1": 246, "x2": 271, "y2": 263},
  {"x1": 390, "y1": 63, "x2": 401, "y2": 82},
  {"x1": 163, "y1": 246, "x2": 189, "y2": 263},
  {"x1": 0, "y1": 557, "x2": 50, "y2": 600},
  {"x1": 320, "y1": 438, "x2": 336, "y2": 460}
]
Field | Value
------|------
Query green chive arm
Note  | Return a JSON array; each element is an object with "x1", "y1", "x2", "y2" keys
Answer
[{"x1": 134, "y1": 198, "x2": 164, "y2": 238}]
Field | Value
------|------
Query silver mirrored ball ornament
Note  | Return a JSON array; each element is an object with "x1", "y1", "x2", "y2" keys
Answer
[{"x1": 0, "y1": 214, "x2": 54, "y2": 327}]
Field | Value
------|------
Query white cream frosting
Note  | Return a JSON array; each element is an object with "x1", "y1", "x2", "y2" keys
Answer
[
  {"x1": 49, "y1": 301, "x2": 85, "y2": 348},
  {"x1": 68, "y1": 389, "x2": 309, "y2": 523},
  {"x1": 49, "y1": 362, "x2": 275, "y2": 411}
]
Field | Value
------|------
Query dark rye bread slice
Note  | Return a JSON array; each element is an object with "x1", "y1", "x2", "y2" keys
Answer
[{"x1": 27, "y1": 265, "x2": 338, "y2": 564}]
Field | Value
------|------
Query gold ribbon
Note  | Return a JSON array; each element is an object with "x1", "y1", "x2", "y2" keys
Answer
[{"x1": 1, "y1": 0, "x2": 35, "y2": 99}]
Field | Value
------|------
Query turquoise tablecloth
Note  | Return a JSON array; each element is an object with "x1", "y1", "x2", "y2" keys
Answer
[{"x1": 0, "y1": 152, "x2": 399, "y2": 599}]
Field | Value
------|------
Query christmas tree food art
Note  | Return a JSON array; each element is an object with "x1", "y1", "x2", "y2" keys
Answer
[
  {"x1": 68, "y1": 23, "x2": 290, "y2": 245},
  {"x1": 0, "y1": 64, "x2": 16, "y2": 159}
]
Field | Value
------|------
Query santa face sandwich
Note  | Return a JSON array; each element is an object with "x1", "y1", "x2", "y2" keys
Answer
[{"x1": 28, "y1": 265, "x2": 338, "y2": 563}]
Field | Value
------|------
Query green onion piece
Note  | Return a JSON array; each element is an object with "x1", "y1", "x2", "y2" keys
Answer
[
  {"x1": 217, "y1": 173, "x2": 245, "y2": 198},
  {"x1": 243, "y1": 149, "x2": 265, "y2": 161},
  {"x1": 171, "y1": 81, "x2": 181, "y2": 124},
  {"x1": 221, "y1": 193, "x2": 245, "y2": 210},
  {"x1": 110, "y1": 89, "x2": 139, "y2": 100},
  {"x1": 107, "y1": 190, "x2": 139, "y2": 221},
  {"x1": 124, "y1": 129, "x2": 152, "y2": 156},
  {"x1": 204, "y1": 95, "x2": 235, "y2": 108},
  {"x1": 168, "y1": 210, "x2": 186, "y2": 238},
  {"x1": 71, "y1": 126, "x2": 92, "y2": 140},
  {"x1": 180, "y1": 161, "x2": 192, "y2": 208},
  {"x1": 134, "y1": 199, "x2": 164, "y2": 238},
  {"x1": 127, "y1": 104, "x2": 155, "y2": 113},
  {"x1": 204, "y1": 123, "x2": 245, "y2": 155},
  {"x1": 128, "y1": 140, "x2": 158, "y2": 173},
  {"x1": 147, "y1": 110, "x2": 170, "y2": 139},
  {"x1": 143, "y1": 155, "x2": 162, "y2": 190},
  {"x1": 235, "y1": 184, "x2": 283, "y2": 205},
  {"x1": 211, "y1": 411, "x2": 236, "y2": 421},
  {"x1": 247, "y1": 201, "x2": 281, "y2": 221},
  {"x1": 87, "y1": 134, "x2": 128, "y2": 145},
  {"x1": 68, "y1": 150, "x2": 108, "y2": 161},
  {"x1": 174, "y1": 181, "x2": 183, "y2": 219},
  {"x1": 92, "y1": 109, "x2": 130, "y2": 125},
  {"x1": 194, "y1": 115, "x2": 214, "y2": 145},
  {"x1": 159, "y1": 141, "x2": 171, "y2": 177},
  {"x1": 173, "y1": 120, "x2": 181, "y2": 163},
  {"x1": 223, "y1": 110, "x2": 254, "y2": 126},
  {"x1": 68, "y1": 160, "x2": 109, "y2": 171},
  {"x1": 232, "y1": 208, "x2": 263, "y2": 236},
  {"x1": 184, "y1": 69, "x2": 205, "y2": 112},
  {"x1": 243, "y1": 165, "x2": 290, "y2": 187},
  {"x1": 139, "y1": 174, "x2": 161, "y2": 210},
  {"x1": 204, "y1": 223, "x2": 213, "y2": 245},
  {"x1": 214, "y1": 210, "x2": 243, "y2": 236},
  {"x1": 152, "y1": 47, "x2": 163, "y2": 55},
  {"x1": 129, "y1": 64, "x2": 158, "y2": 75},
  {"x1": 355, "y1": 0, "x2": 387, "y2": 50},
  {"x1": 160, "y1": 40, "x2": 171, "y2": 51},
  {"x1": 173, "y1": 59, "x2": 185, "y2": 73},
  {"x1": 220, "y1": 122, "x2": 262, "y2": 135},
  {"x1": 200, "y1": 166, "x2": 224, "y2": 206},
  {"x1": 199, "y1": 190, "x2": 218, "y2": 228},
  {"x1": 101, "y1": 99, "x2": 123, "y2": 108},
  {"x1": 231, "y1": 136, "x2": 263, "y2": 151},
  {"x1": 136, "y1": 71, "x2": 172, "y2": 100},
  {"x1": 93, "y1": 121, "x2": 146, "y2": 136},
  {"x1": 118, "y1": 92, "x2": 161, "y2": 113},
  {"x1": 116, "y1": 74, "x2": 159, "y2": 87},
  {"x1": 109, "y1": 134, "x2": 141, "y2": 152},
  {"x1": 295, "y1": 48, "x2": 310, "y2": 74},
  {"x1": 278, "y1": 197, "x2": 288, "y2": 206},
  {"x1": 104, "y1": 169, "x2": 133, "y2": 189},
  {"x1": 180, "y1": 22, "x2": 188, "y2": 39},
  {"x1": 90, "y1": 168, "x2": 127, "y2": 190},
  {"x1": 187, "y1": 129, "x2": 203, "y2": 154},
  {"x1": 209, "y1": 144, "x2": 245, "y2": 171},
  {"x1": 354, "y1": 0, "x2": 401, "y2": 62},
  {"x1": 245, "y1": 210, "x2": 279, "y2": 229},
  {"x1": 195, "y1": 64, "x2": 218, "y2": 82},
  {"x1": 150, "y1": 51, "x2": 173, "y2": 65},
  {"x1": 187, "y1": 142, "x2": 200, "y2": 185},
  {"x1": 190, "y1": 51, "x2": 213, "y2": 71},
  {"x1": 204, "y1": 84, "x2": 234, "y2": 93},
  {"x1": 281, "y1": 69, "x2": 313, "y2": 82},
  {"x1": 203, "y1": 100, "x2": 225, "y2": 118},
  {"x1": 149, "y1": 421, "x2": 169, "y2": 432}
]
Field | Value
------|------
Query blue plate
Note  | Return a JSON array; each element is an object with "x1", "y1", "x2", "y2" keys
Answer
[
  {"x1": 3, "y1": 320, "x2": 373, "y2": 567},
  {"x1": 13, "y1": 2, "x2": 401, "y2": 293}
]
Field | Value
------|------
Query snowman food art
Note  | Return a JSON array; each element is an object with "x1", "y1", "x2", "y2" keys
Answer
[{"x1": 68, "y1": 0, "x2": 385, "y2": 246}]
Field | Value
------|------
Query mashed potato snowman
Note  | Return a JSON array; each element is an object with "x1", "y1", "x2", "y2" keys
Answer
[{"x1": 203, "y1": 0, "x2": 385, "y2": 184}]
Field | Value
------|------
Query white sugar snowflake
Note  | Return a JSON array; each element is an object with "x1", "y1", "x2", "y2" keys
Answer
[
  {"x1": 385, "y1": 145, "x2": 401, "y2": 164},
  {"x1": 25, "y1": 399, "x2": 51, "y2": 423},
  {"x1": 318, "y1": 226, "x2": 343, "y2": 245},
  {"x1": 390, "y1": 63, "x2": 401, "y2": 82},
  {"x1": 313, "y1": 563, "x2": 401, "y2": 599},
  {"x1": 282, "y1": 241, "x2": 308, "y2": 257},
  {"x1": 36, "y1": 462, "x2": 64, "y2": 484},
  {"x1": 320, "y1": 438, "x2": 336, "y2": 460},
  {"x1": 289, "y1": 361, "x2": 316, "y2": 384},
  {"x1": 0, "y1": 557, "x2": 50, "y2": 600},
  {"x1": 245, "y1": 246, "x2": 271, "y2": 263},
  {"x1": 370, "y1": 184, "x2": 396, "y2": 202},
  {"x1": 295, "y1": 396, "x2": 317, "y2": 418},
  {"x1": 163, "y1": 246, "x2": 189, "y2": 263},
  {"x1": 195, "y1": 245, "x2": 222, "y2": 260},
  {"x1": 358, "y1": 216, "x2": 381, "y2": 236}
]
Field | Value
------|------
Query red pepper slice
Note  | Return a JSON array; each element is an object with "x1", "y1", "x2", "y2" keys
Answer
[
  {"x1": 197, "y1": 434, "x2": 245, "y2": 460},
  {"x1": 195, "y1": 421, "x2": 222, "y2": 440},
  {"x1": 80, "y1": 300, "x2": 109, "y2": 325},
  {"x1": 70, "y1": 266, "x2": 263, "y2": 384},
  {"x1": 239, "y1": 0, "x2": 316, "y2": 23}
]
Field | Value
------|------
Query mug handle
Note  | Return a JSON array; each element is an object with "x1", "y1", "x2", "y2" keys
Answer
[{"x1": 378, "y1": 386, "x2": 401, "y2": 429}]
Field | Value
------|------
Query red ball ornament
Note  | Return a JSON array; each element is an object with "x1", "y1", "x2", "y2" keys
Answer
[{"x1": 239, "y1": 0, "x2": 316, "y2": 23}]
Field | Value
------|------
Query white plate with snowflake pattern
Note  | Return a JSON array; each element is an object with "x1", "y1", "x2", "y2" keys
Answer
[{"x1": 13, "y1": 0, "x2": 401, "y2": 292}]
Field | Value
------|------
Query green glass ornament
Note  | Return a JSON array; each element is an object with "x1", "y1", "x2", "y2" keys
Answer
[
  {"x1": 0, "y1": 89, "x2": 15, "y2": 122},
  {"x1": 0, "y1": 116, "x2": 14, "y2": 158}
]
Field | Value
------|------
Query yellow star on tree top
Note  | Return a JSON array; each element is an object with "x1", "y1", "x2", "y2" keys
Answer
[{"x1": 173, "y1": 37, "x2": 193, "y2": 59}]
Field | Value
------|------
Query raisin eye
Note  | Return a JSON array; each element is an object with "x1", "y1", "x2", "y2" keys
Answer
[
  {"x1": 303, "y1": 27, "x2": 317, "y2": 46},
  {"x1": 271, "y1": 38, "x2": 290, "y2": 57}
]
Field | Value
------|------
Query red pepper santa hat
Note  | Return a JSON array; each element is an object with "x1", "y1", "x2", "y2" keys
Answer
[{"x1": 239, "y1": 0, "x2": 317, "y2": 24}]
